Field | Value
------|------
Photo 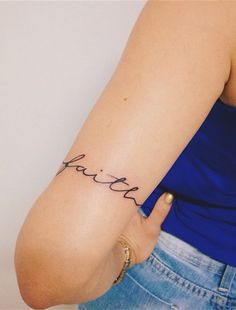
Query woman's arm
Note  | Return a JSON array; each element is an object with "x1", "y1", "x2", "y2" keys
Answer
[
  {"x1": 15, "y1": 0, "x2": 235, "y2": 308},
  {"x1": 71, "y1": 191, "x2": 173, "y2": 305},
  {"x1": 72, "y1": 236, "x2": 130, "y2": 304}
]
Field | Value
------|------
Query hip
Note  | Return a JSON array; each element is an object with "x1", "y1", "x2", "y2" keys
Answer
[{"x1": 77, "y1": 229, "x2": 236, "y2": 310}]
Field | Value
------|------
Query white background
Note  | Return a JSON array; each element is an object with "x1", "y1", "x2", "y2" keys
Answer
[{"x1": 0, "y1": 1, "x2": 146, "y2": 309}]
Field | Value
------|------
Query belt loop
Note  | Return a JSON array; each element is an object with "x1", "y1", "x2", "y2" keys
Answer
[{"x1": 218, "y1": 264, "x2": 236, "y2": 295}]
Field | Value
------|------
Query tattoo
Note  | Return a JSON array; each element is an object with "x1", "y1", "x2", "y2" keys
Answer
[{"x1": 55, "y1": 153, "x2": 142, "y2": 207}]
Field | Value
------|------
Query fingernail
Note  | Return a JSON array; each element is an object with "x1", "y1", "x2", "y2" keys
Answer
[{"x1": 164, "y1": 192, "x2": 174, "y2": 204}]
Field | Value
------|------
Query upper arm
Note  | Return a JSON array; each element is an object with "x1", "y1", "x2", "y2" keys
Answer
[{"x1": 15, "y1": 0, "x2": 233, "y2": 307}]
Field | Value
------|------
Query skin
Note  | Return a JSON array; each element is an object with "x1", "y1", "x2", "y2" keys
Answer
[
  {"x1": 55, "y1": 153, "x2": 143, "y2": 207},
  {"x1": 73, "y1": 191, "x2": 174, "y2": 304},
  {"x1": 14, "y1": 0, "x2": 236, "y2": 309}
]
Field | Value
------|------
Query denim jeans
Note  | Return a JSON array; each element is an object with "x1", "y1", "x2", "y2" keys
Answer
[{"x1": 77, "y1": 210, "x2": 236, "y2": 310}]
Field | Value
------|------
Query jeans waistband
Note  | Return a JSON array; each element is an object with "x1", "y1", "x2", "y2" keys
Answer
[
  {"x1": 157, "y1": 230, "x2": 235, "y2": 276},
  {"x1": 156, "y1": 230, "x2": 236, "y2": 297},
  {"x1": 138, "y1": 206, "x2": 236, "y2": 297}
]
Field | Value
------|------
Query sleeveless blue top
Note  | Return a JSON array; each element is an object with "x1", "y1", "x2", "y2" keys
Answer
[{"x1": 140, "y1": 98, "x2": 236, "y2": 267}]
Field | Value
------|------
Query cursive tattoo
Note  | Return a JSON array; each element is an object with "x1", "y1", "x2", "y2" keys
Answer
[{"x1": 55, "y1": 153, "x2": 142, "y2": 207}]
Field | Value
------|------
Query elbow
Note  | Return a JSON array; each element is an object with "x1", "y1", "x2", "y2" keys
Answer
[
  {"x1": 14, "y1": 244, "x2": 56, "y2": 309},
  {"x1": 18, "y1": 289, "x2": 52, "y2": 310},
  {"x1": 14, "y1": 235, "x2": 97, "y2": 308},
  {"x1": 14, "y1": 272, "x2": 52, "y2": 310},
  {"x1": 18, "y1": 284, "x2": 55, "y2": 310},
  {"x1": 17, "y1": 290, "x2": 49, "y2": 310}
]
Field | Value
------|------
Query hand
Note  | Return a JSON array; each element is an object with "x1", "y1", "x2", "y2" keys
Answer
[{"x1": 118, "y1": 192, "x2": 174, "y2": 267}]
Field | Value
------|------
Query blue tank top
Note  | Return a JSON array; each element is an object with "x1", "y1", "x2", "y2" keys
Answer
[{"x1": 140, "y1": 98, "x2": 236, "y2": 267}]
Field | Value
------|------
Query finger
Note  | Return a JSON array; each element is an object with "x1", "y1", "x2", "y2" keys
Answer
[{"x1": 145, "y1": 192, "x2": 174, "y2": 227}]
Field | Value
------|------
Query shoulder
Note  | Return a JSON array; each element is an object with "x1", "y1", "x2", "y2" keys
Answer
[
  {"x1": 137, "y1": 0, "x2": 236, "y2": 53},
  {"x1": 118, "y1": 0, "x2": 233, "y2": 94},
  {"x1": 141, "y1": 0, "x2": 236, "y2": 64},
  {"x1": 117, "y1": 0, "x2": 236, "y2": 106}
]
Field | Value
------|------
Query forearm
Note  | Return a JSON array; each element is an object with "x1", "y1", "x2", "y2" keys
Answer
[{"x1": 77, "y1": 241, "x2": 135, "y2": 304}]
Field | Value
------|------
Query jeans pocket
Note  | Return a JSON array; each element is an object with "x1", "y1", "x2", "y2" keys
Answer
[
  {"x1": 77, "y1": 257, "x2": 177, "y2": 310},
  {"x1": 145, "y1": 247, "x2": 221, "y2": 309},
  {"x1": 126, "y1": 257, "x2": 180, "y2": 310}
]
